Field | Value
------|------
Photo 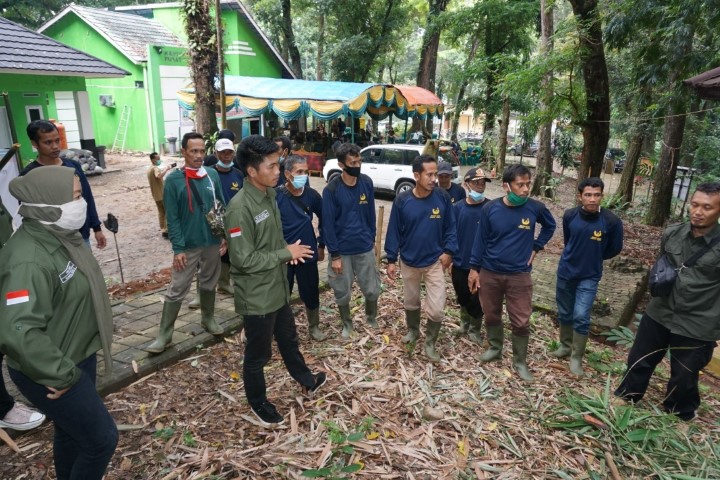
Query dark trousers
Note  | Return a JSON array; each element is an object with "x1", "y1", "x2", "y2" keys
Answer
[
  {"x1": 0, "y1": 353, "x2": 14, "y2": 417},
  {"x1": 450, "y1": 267, "x2": 484, "y2": 319},
  {"x1": 243, "y1": 303, "x2": 315, "y2": 407},
  {"x1": 288, "y1": 261, "x2": 320, "y2": 310},
  {"x1": 615, "y1": 314, "x2": 715, "y2": 420},
  {"x1": 9, "y1": 355, "x2": 118, "y2": 480}
]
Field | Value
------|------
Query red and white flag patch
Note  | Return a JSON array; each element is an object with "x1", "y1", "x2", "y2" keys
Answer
[
  {"x1": 6, "y1": 290, "x2": 30, "y2": 306},
  {"x1": 229, "y1": 227, "x2": 242, "y2": 238}
]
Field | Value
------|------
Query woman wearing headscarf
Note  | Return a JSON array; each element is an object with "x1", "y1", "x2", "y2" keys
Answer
[{"x1": 0, "y1": 166, "x2": 117, "y2": 479}]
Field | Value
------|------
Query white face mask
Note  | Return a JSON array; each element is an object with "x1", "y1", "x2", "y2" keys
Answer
[{"x1": 23, "y1": 198, "x2": 87, "y2": 231}]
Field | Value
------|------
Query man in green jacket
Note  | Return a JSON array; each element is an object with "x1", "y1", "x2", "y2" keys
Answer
[
  {"x1": 614, "y1": 182, "x2": 720, "y2": 421},
  {"x1": 0, "y1": 198, "x2": 45, "y2": 431},
  {"x1": 226, "y1": 135, "x2": 326, "y2": 427},
  {"x1": 145, "y1": 132, "x2": 227, "y2": 353}
]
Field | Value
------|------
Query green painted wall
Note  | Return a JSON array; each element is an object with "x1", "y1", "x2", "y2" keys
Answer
[
  {"x1": 221, "y1": 10, "x2": 282, "y2": 78},
  {"x1": 43, "y1": 14, "x2": 150, "y2": 152},
  {"x1": 0, "y1": 74, "x2": 85, "y2": 163}
]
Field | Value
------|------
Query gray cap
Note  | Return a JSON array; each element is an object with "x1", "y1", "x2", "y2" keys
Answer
[{"x1": 438, "y1": 161, "x2": 453, "y2": 175}]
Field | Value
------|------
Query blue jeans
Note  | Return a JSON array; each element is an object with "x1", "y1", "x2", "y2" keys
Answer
[
  {"x1": 9, "y1": 355, "x2": 118, "y2": 480},
  {"x1": 555, "y1": 277, "x2": 599, "y2": 335}
]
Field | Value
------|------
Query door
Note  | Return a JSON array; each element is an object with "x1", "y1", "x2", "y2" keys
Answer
[
  {"x1": 361, "y1": 147, "x2": 384, "y2": 189},
  {"x1": 382, "y1": 147, "x2": 406, "y2": 190}
]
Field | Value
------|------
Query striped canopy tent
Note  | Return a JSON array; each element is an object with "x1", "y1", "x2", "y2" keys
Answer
[{"x1": 177, "y1": 75, "x2": 444, "y2": 122}]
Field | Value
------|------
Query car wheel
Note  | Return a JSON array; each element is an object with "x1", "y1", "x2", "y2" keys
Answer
[
  {"x1": 395, "y1": 181, "x2": 415, "y2": 196},
  {"x1": 327, "y1": 171, "x2": 341, "y2": 183}
]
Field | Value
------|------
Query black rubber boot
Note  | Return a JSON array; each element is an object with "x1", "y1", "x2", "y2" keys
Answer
[
  {"x1": 479, "y1": 324, "x2": 504, "y2": 362},
  {"x1": 307, "y1": 307, "x2": 326, "y2": 341},
  {"x1": 424, "y1": 321, "x2": 442, "y2": 362},
  {"x1": 511, "y1": 334, "x2": 534, "y2": 382},
  {"x1": 365, "y1": 299, "x2": 379, "y2": 328},
  {"x1": 339, "y1": 304, "x2": 354, "y2": 338},
  {"x1": 402, "y1": 309, "x2": 421, "y2": 343}
]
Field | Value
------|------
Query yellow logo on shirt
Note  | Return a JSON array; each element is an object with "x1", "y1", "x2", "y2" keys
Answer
[
  {"x1": 591, "y1": 230, "x2": 603, "y2": 241},
  {"x1": 430, "y1": 207, "x2": 441, "y2": 219},
  {"x1": 359, "y1": 193, "x2": 368, "y2": 205},
  {"x1": 231, "y1": 181, "x2": 240, "y2": 191},
  {"x1": 518, "y1": 218, "x2": 531, "y2": 230}
]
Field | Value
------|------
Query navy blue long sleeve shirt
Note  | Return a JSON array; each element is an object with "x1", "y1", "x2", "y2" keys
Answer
[
  {"x1": 470, "y1": 197, "x2": 556, "y2": 273},
  {"x1": 212, "y1": 166, "x2": 243, "y2": 203},
  {"x1": 384, "y1": 188, "x2": 458, "y2": 268},
  {"x1": 276, "y1": 185, "x2": 324, "y2": 262},
  {"x1": 444, "y1": 183, "x2": 466, "y2": 204},
  {"x1": 557, "y1": 206, "x2": 624, "y2": 281},
  {"x1": 21, "y1": 159, "x2": 101, "y2": 240},
  {"x1": 453, "y1": 198, "x2": 490, "y2": 270},
  {"x1": 322, "y1": 174, "x2": 376, "y2": 257}
]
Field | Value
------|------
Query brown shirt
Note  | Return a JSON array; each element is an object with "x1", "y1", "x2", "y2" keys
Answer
[{"x1": 147, "y1": 165, "x2": 164, "y2": 201}]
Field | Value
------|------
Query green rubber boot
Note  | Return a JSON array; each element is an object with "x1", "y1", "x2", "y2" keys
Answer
[
  {"x1": 217, "y1": 262, "x2": 233, "y2": 295},
  {"x1": 453, "y1": 307, "x2": 471, "y2": 337},
  {"x1": 339, "y1": 304, "x2": 354, "y2": 338},
  {"x1": 188, "y1": 279, "x2": 200, "y2": 309},
  {"x1": 307, "y1": 307, "x2": 326, "y2": 341},
  {"x1": 467, "y1": 314, "x2": 484, "y2": 346},
  {"x1": 511, "y1": 334, "x2": 534, "y2": 382},
  {"x1": 402, "y1": 309, "x2": 421, "y2": 344},
  {"x1": 145, "y1": 300, "x2": 182, "y2": 353},
  {"x1": 424, "y1": 320, "x2": 442, "y2": 362},
  {"x1": 199, "y1": 289, "x2": 224, "y2": 335},
  {"x1": 551, "y1": 324, "x2": 573, "y2": 358},
  {"x1": 479, "y1": 324, "x2": 504, "y2": 362},
  {"x1": 365, "y1": 299, "x2": 379, "y2": 328},
  {"x1": 569, "y1": 332, "x2": 589, "y2": 377}
]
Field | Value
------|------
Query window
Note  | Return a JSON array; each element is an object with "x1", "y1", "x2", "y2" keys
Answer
[
  {"x1": 362, "y1": 148, "x2": 382, "y2": 164},
  {"x1": 25, "y1": 105, "x2": 43, "y2": 123},
  {"x1": 383, "y1": 148, "x2": 404, "y2": 165}
]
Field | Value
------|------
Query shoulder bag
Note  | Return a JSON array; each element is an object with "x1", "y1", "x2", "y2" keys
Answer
[{"x1": 649, "y1": 234, "x2": 720, "y2": 297}]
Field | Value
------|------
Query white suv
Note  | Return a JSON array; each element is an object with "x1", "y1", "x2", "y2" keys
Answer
[{"x1": 322, "y1": 144, "x2": 460, "y2": 196}]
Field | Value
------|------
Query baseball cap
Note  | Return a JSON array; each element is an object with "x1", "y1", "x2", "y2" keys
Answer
[
  {"x1": 437, "y1": 161, "x2": 453, "y2": 175},
  {"x1": 464, "y1": 167, "x2": 491, "y2": 182},
  {"x1": 215, "y1": 138, "x2": 234, "y2": 152}
]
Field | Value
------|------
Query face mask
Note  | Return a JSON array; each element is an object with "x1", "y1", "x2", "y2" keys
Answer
[
  {"x1": 507, "y1": 191, "x2": 529, "y2": 207},
  {"x1": 24, "y1": 198, "x2": 87, "y2": 230},
  {"x1": 218, "y1": 160, "x2": 234, "y2": 169},
  {"x1": 291, "y1": 174, "x2": 308, "y2": 189},
  {"x1": 344, "y1": 165, "x2": 361, "y2": 177},
  {"x1": 279, "y1": 156, "x2": 286, "y2": 165},
  {"x1": 468, "y1": 190, "x2": 485, "y2": 202},
  {"x1": 155, "y1": 160, "x2": 162, "y2": 167}
]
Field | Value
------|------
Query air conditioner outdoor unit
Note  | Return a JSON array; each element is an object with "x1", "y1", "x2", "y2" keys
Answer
[{"x1": 99, "y1": 95, "x2": 115, "y2": 107}]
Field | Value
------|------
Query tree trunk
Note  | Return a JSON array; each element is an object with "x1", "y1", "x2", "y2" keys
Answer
[
  {"x1": 615, "y1": 131, "x2": 644, "y2": 205},
  {"x1": 496, "y1": 96, "x2": 510, "y2": 174},
  {"x1": 531, "y1": 0, "x2": 554, "y2": 198},
  {"x1": 183, "y1": 0, "x2": 218, "y2": 136},
  {"x1": 281, "y1": 0, "x2": 303, "y2": 78},
  {"x1": 482, "y1": 23, "x2": 496, "y2": 133},
  {"x1": 316, "y1": 13, "x2": 325, "y2": 81},
  {"x1": 568, "y1": 0, "x2": 610, "y2": 183},
  {"x1": 645, "y1": 105, "x2": 687, "y2": 226},
  {"x1": 451, "y1": 37, "x2": 480, "y2": 139}
]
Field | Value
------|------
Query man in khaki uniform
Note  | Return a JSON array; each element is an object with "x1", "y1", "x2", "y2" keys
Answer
[{"x1": 147, "y1": 152, "x2": 173, "y2": 238}]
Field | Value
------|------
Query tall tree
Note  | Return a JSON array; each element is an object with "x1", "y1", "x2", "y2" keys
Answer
[
  {"x1": 530, "y1": 0, "x2": 554, "y2": 198},
  {"x1": 182, "y1": 0, "x2": 218, "y2": 136},
  {"x1": 566, "y1": 0, "x2": 610, "y2": 183},
  {"x1": 281, "y1": 0, "x2": 303, "y2": 77}
]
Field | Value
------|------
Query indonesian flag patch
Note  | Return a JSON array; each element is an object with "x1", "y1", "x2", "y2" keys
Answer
[
  {"x1": 229, "y1": 227, "x2": 242, "y2": 238},
  {"x1": 6, "y1": 290, "x2": 30, "y2": 306}
]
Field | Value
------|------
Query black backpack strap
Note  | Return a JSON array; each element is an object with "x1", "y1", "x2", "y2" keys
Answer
[
  {"x1": 188, "y1": 179, "x2": 204, "y2": 211},
  {"x1": 683, "y1": 235, "x2": 720, "y2": 268},
  {"x1": 279, "y1": 185, "x2": 311, "y2": 216}
]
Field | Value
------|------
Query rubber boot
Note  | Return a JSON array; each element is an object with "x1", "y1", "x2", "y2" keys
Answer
[
  {"x1": 307, "y1": 307, "x2": 326, "y2": 341},
  {"x1": 402, "y1": 309, "x2": 421, "y2": 343},
  {"x1": 339, "y1": 304, "x2": 354, "y2": 338},
  {"x1": 467, "y1": 314, "x2": 483, "y2": 346},
  {"x1": 188, "y1": 279, "x2": 200, "y2": 310},
  {"x1": 217, "y1": 262, "x2": 233, "y2": 295},
  {"x1": 511, "y1": 334, "x2": 534, "y2": 382},
  {"x1": 569, "y1": 332, "x2": 589, "y2": 377},
  {"x1": 199, "y1": 289, "x2": 224, "y2": 335},
  {"x1": 452, "y1": 307, "x2": 470, "y2": 337},
  {"x1": 479, "y1": 324, "x2": 504, "y2": 362},
  {"x1": 551, "y1": 324, "x2": 573, "y2": 358},
  {"x1": 145, "y1": 300, "x2": 182, "y2": 353},
  {"x1": 424, "y1": 320, "x2": 442, "y2": 362},
  {"x1": 365, "y1": 299, "x2": 379, "y2": 328}
]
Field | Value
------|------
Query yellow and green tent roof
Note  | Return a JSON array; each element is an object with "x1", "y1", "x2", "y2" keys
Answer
[{"x1": 178, "y1": 75, "x2": 444, "y2": 121}]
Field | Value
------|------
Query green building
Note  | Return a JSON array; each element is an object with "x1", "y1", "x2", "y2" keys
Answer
[
  {"x1": 39, "y1": 1, "x2": 294, "y2": 153},
  {"x1": 0, "y1": 16, "x2": 127, "y2": 163}
]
